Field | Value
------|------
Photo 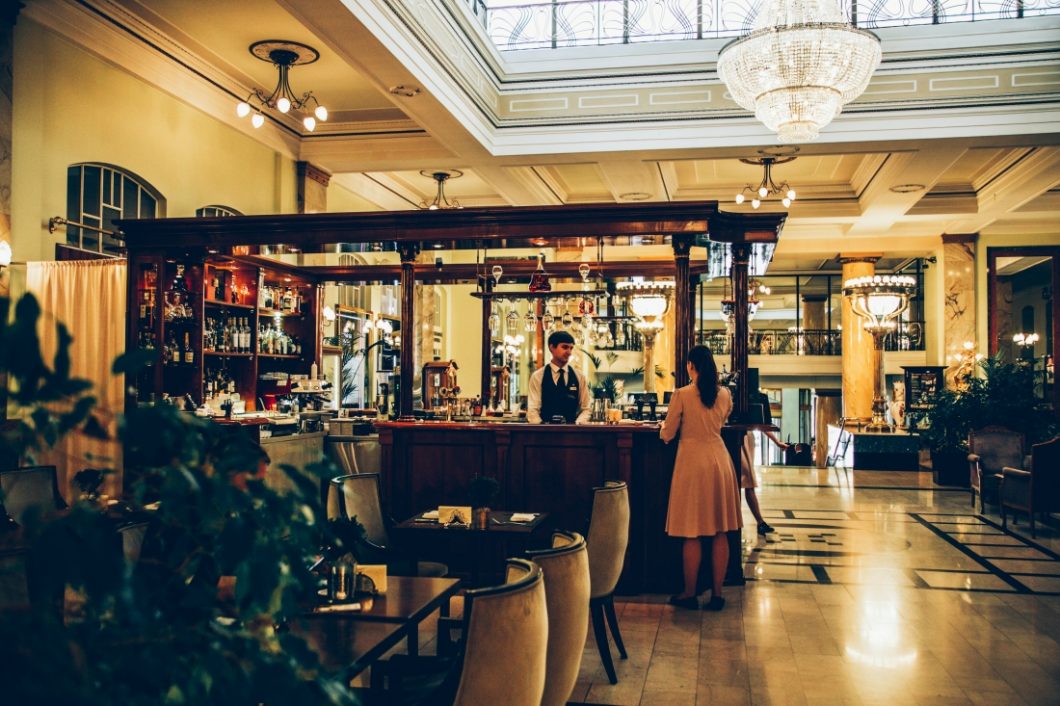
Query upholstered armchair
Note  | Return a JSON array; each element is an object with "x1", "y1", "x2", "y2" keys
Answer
[
  {"x1": 326, "y1": 474, "x2": 447, "y2": 577},
  {"x1": 1000, "y1": 436, "x2": 1060, "y2": 538},
  {"x1": 0, "y1": 466, "x2": 68, "y2": 525},
  {"x1": 526, "y1": 531, "x2": 590, "y2": 706},
  {"x1": 968, "y1": 427, "x2": 1026, "y2": 512}
]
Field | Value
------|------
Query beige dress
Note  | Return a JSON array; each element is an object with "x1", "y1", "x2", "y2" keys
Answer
[{"x1": 660, "y1": 385, "x2": 742, "y2": 537}]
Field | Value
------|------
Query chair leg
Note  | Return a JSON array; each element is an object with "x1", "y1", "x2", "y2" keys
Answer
[
  {"x1": 1001, "y1": 503, "x2": 1007, "y2": 529},
  {"x1": 1030, "y1": 510, "x2": 1036, "y2": 538},
  {"x1": 590, "y1": 598, "x2": 618, "y2": 684},
  {"x1": 603, "y1": 594, "x2": 628, "y2": 660}
]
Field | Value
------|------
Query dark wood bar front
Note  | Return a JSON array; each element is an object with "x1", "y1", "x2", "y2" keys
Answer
[{"x1": 377, "y1": 421, "x2": 678, "y2": 593}]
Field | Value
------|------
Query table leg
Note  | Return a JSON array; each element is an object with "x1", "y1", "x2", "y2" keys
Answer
[{"x1": 406, "y1": 624, "x2": 419, "y2": 657}]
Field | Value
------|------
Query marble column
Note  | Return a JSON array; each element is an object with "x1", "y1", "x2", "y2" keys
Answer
[
  {"x1": 815, "y1": 390, "x2": 842, "y2": 468},
  {"x1": 942, "y1": 234, "x2": 977, "y2": 387},
  {"x1": 296, "y1": 161, "x2": 330, "y2": 214},
  {"x1": 840, "y1": 256, "x2": 879, "y2": 425},
  {"x1": 801, "y1": 293, "x2": 827, "y2": 355},
  {"x1": 672, "y1": 234, "x2": 693, "y2": 388}
]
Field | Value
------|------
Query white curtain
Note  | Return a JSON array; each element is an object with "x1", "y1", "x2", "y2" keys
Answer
[{"x1": 25, "y1": 260, "x2": 126, "y2": 500}]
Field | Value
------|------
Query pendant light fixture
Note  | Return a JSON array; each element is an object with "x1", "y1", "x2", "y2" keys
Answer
[
  {"x1": 717, "y1": 0, "x2": 881, "y2": 142},
  {"x1": 420, "y1": 170, "x2": 464, "y2": 210},
  {"x1": 236, "y1": 41, "x2": 328, "y2": 132},
  {"x1": 735, "y1": 156, "x2": 797, "y2": 209}
]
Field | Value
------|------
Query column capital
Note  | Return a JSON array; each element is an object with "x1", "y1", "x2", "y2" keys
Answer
[
  {"x1": 941, "y1": 233, "x2": 978, "y2": 244},
  {"x1": 802, "y1": 293, "x2": 828, "y2": 303},
  {"x1": 296, "y1": 161, "x2": 331, "y2": 187},
  {"x1": 398, "y1": 242, "x2": 421, "y2": 263},
  {"x1": 838, "y1": 253, "x2": 881, "y2": 265},
  {"x1": 671, "y1": 233, "x2": 694, "y2": 258}
]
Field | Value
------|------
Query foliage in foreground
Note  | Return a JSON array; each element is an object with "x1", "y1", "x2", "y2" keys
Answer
[{"x1": 0, "y1": 293, "x2": 356, "y2": 705}]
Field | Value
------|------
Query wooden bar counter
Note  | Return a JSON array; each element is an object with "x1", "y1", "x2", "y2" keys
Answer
[{"x1": 377, "y1": 421, "x2": 678, "y2": 593}]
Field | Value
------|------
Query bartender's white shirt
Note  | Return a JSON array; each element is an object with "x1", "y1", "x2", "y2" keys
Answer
[{"x1": 527, "y1": 362, "x2": 591, "y2": 425}]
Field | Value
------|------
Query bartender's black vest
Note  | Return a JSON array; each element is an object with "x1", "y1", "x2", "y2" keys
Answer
[{"x1": 541, "y1": 366, "x2": 579, "y2": 423}]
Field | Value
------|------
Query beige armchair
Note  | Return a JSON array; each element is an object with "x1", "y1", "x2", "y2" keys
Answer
[
  {"x1": 526, "y1": 531, "x2": 590, "y2": 706},
  {"x1": 1001, "y1": 436, "x2": 1060, "y2": 538},
  {"x1": 586, "y1": 480, "x2": 630, "y2": 685},
  {"x1": 377, "y1": 558, "x2": 548, "y2": 706},
  {"x1": 968, "y1": 427, "x2": 1026, "y2": 513},
  {"x1": 327, "y1": 474, "x2": 447, "y2": 577}
]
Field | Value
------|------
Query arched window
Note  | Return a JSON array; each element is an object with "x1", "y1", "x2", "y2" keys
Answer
[
  {"x1": 66, "y1": 163, "x2": 165, "y2": 255},
  {"x1": 196, "y1": 205, "x2": 243, "y2": 218}
]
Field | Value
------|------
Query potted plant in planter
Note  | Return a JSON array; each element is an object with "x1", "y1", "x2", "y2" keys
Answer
[
  {"x1": 468, "y1": 475, "x2": 500, "y2": 529},
  {"x1": 913, "y1": 357, "x2": 1055, "y2": 486}
]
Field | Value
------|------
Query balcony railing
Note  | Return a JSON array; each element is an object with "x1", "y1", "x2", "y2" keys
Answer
[
  {"x1": 471, "y1": 0, "x2": 1059, "y2": 51},
  {"x1": 695, "y1": 322, "x2": 925, "y2": 355}
]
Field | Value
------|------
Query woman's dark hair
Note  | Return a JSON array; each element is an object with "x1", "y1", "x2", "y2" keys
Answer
[{"x1": 688, "y1": 344, "x2": 719, "y2": 408}]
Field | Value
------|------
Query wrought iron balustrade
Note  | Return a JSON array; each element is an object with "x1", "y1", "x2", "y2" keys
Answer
[
  {"x1": 692, "y1": 321, "x2": 924, "y2": 356},
  {"x1": 472, "y1": 0, "x2": 1059, "y2": 51}
]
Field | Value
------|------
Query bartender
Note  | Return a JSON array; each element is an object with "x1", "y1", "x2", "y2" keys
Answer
[{"x1": 527, "y1": 330, "x2": 591, "y2": 424}]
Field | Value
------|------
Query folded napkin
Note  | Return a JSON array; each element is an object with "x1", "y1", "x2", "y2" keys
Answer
[
  {"x1": 509, "y1": 513, "x2": 537, "y2": 523},
  {"x1": 315, "y1": 602, "x2": 363, "y2": 613},
  {"x1": 421, "y1": 510, "x2": 439, "y2": 520}
]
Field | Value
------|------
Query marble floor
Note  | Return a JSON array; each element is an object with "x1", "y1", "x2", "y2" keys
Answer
[{"x1": 571, "y1": 466, "x2": 1060, "y2": 706}]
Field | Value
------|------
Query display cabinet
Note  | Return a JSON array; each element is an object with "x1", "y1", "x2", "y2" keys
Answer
[
  {"x1": 125, "y1": 253, "x2": 320, "y2": 413},
  {"x1": 902, "y1": 365, "x2": 947, "y2": 430}
]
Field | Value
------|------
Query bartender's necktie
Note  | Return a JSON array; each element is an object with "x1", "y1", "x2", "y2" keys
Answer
[{"x1": 557, "y1": 368, "x2": 566, "y2": 388}]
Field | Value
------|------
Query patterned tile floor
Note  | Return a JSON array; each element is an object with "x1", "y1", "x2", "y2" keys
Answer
[{"x1": 570, "y1": 467, "x2": 1060, "y2": 706}]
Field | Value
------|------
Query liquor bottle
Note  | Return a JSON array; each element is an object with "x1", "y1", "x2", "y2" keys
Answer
[
  {"x1": 241, "y1": 318, "x2": 250, "y2": 353},
  {"x1": 282, "y1": 287, "x2": 294, "y2": 312},
  {"x1": 183, "y1": 332, "x2": 194, "y2": 364},
  {"x1": 528, "y1": 252, "x2": 552, "y2": 293},
  {"x1": 168, "y1": 333, "x2": 180, "y2": 364},
  {"x1": 264, "y1": 286, "x2": 274, "y2": 310}
]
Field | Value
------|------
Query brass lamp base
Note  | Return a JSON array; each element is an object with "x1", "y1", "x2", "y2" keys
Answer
[{"x1": 865, "y1": 397, "x2": 893, "y2": 433}]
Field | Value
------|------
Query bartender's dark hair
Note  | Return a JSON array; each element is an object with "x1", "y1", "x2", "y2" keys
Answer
[
  {"x1": 688, "y1": 344, "x2": 719, "y2": 408},
  {"x1": 548, "y1": 330, "x2": 575, "y2": 347}
]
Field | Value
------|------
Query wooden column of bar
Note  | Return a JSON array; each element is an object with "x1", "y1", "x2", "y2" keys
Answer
[
  {"x1": 479, "y1": 276, "x2": 492, "y2": 405},
  {"x1": 398, "y1": 242, "x2": 419, "y2": 419},
  {"x1": 672, "y1": 234, "x2": 694, "y2": 388},
  {"x1": 731, "y1": 242, "x2": 752, "y2": 419}
]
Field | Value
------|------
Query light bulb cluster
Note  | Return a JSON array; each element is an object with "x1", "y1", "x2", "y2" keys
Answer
[
  {"x1": 843, "y1": 275, "x2": 917, "y2": 289},
  {"x1": 237, "y1": 42, "x2": 328, "y2": 132},
  {"x1": 734, "y1": 156, "x2": 797, "y2": 209}
]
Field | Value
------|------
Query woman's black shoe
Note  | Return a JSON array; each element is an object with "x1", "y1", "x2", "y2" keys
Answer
[
  {"x1": 757, "y1": 522, "x2": 775, "y2": 535},
  {"x1": 703, "y1": 596, "x2": 726, "y2": 611},
  {"x1": 668, "y1": 594, "x2": 699, "y2": 610}
]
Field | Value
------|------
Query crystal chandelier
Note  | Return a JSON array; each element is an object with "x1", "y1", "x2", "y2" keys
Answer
[
  {"x1": 420, "y1": 170, "x2": 463, "y2": 210},
  {"x1": 236, "y1": 41, "x2": 328, "y2": 132},
  {"x1": 735, "y1": 157, "x2": 797, "y2": 209},
  {"x1": 717, "y1": 0, "x2": 882, "y2": 142}
]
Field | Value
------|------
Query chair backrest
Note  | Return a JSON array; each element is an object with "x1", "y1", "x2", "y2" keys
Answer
[
  {"x1": 0, "y1": 466, "x2": 67, "y2": 526},
  {"x1": 454, "y1": 558, "x2": 548, "y2": 706},
  {"x1": 1031, "y1": 436, "x2": 1060, "y2": 503},
  {"x1": 117, "y1": 522, "x2": 150, "y2": 565},
  {"x1": 969, "y1": 426, "x2": 1026, "y2": 473},
  {"x1": 0, "y1": 552, "x2": 30, "y2": 610},
  {"x1": 586, "y1": 480, "x2": 630, "y2": 599},
  {"x1": 526, "y1": 531, "x2": 590, "y2": 706},
  {"x1": 330, "y1": 473, "x2": 389, "y2": 547}
]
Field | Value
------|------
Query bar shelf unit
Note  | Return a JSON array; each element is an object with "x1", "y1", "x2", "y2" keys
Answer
[{"x1": 124, "y1": 253, "x2": 320, "y2": 412}]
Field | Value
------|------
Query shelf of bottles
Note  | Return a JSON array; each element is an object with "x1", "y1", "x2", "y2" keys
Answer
[{"x1": 125, "y1": 254, "x2": 320, "y2": 413}]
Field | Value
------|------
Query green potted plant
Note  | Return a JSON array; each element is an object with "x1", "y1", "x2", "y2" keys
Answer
[
  {"x1": 468, "y1": 475, "x2": 500, "y2": 529},
  {"x1": 914, "y1": 356, "x2": 1055, "y2": 486}
]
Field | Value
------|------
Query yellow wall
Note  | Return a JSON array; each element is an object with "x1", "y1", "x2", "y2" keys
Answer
[{"x1": 11, "y1": 20, "x2": 297, "y2": 262}]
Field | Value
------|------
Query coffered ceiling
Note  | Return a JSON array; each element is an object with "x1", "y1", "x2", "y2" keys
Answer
[{"x1": 25, "y1": 0, "x2": 1060, "y2": 263}]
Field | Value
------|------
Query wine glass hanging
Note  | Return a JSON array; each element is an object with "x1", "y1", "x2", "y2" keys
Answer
[{"x1": 524, "y1": 308, "x2": 536, "y2": 332}]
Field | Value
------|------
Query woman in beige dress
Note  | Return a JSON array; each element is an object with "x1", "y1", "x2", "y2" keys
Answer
[{"x1": 660, "y1": 345, "x2": 740, "y2": 610}]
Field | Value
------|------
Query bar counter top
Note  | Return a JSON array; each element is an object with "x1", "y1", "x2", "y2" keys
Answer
[{"x1": 375, "y1": 420, "x2": 663, "y2": 433}]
